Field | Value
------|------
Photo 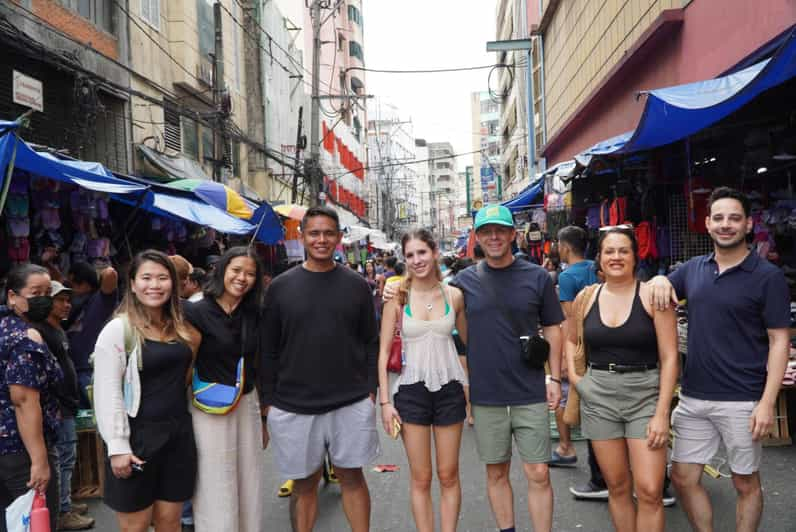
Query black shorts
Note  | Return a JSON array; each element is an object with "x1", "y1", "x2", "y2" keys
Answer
[
  {"x1": 104, "y1": 413, "x2": 196, "y2": 513},
  {"x1": 394, "y1": 381, "x2": 466, "y2": 426}
]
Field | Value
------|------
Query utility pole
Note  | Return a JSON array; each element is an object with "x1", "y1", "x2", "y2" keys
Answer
[
  {"x1": 307, "y1": 0, "x2": 323, "y2": 206},
  {"x1": 291, "y1": 106, "x2": 304, "y2": 203},
  {"x1": 212, "y1": 1, "x2": 225, "y2": 182}
]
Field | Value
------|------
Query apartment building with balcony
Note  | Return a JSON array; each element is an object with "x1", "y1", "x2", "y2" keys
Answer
[
  {"x1": 532, "y1": 0, "x2": 796, "y2": 166},
  {"x1": 428, "y1": 141, "x2": 459, "y2": 247}
]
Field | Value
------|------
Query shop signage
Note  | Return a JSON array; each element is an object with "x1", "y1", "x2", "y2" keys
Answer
[{"x1": 13, "y1": 71, "x2": 43, "y2": 112}]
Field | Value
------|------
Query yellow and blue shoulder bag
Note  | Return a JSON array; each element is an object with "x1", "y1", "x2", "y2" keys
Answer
[{"x1": 191, "y1": 358, "x2": 245, "y2": 415}]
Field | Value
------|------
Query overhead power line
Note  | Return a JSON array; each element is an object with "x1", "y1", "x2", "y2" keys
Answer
[{"x1": 345, "y1": 62, "x2": 527, "y2": 75}]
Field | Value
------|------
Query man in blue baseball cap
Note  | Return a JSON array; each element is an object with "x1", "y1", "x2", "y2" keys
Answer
[{"x1": 455, "y1": 205, "x2": 564, "y2": 532}]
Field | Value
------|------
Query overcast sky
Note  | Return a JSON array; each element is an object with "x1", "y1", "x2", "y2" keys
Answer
[{"x1": 363, "y1": 0, "x2": 497, "y2": 160}]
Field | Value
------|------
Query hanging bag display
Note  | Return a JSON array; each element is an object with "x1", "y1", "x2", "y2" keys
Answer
[
  {"x1": 387, "y1": 306, "x2": 404, "y2": 373},
  {"x1": 191, "y1": 318, "x2": 247, "y2": 414},
  {"x1": 477, "y1": 262, "x2": 549, "y2": 369}
]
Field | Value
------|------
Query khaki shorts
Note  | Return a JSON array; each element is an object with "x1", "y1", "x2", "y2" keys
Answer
[
  {"x1": 577, "y1": 367, "x2": 660, "y2": 441},
  {"x1": 671, "y1": 394, "x2": 762, "y2": 475},
  {"x1": 472, "y1": 402, "x2": 551, "y2": 464}
]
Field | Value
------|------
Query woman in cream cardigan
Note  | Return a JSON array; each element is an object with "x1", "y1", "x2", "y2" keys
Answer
[{"x1": 94, "y1": 250, "x2": 199, "y2": 532}]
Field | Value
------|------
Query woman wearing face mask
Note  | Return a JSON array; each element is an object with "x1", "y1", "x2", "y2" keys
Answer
[
  {"x1": 183, "y1": 247, "x2": 266, "y2": 532},
  {"x1": 378, "y1": 229, "x2": 468, "y2": 532},
  {"x1": 0, "y1": 264, "x2": 63, "y2": 531},
  {"x1": 94, "y1": 250, "x2": 200, "y2": 532},
  {"x1": 565, "y1": 227, "x2": 678, "y2": 532}
]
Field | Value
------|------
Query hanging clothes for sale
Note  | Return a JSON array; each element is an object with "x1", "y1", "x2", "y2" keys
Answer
[
  {"x1": 525, "y1": 223, "x2": 544, "y2": 264},
  {"x1": 609, "y1": 197, "x2": 628, "y2": 226},
  {"x1": 684, "y1": 178, "x2": 712, "y2": 233},
  {"x1": 635, "y1": 221, "x2": 658, "y2": 260}
]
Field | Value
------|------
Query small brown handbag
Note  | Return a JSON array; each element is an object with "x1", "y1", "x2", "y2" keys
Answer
[{"x1": 563, "y1": 284, "x2": 599, "y2": 426}]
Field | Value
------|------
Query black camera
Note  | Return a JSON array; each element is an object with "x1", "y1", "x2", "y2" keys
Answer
[{"x1": 519, "y1": 335, "x2": 550, "y2": 369}]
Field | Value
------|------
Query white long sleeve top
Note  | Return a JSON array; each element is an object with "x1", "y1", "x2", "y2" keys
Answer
[{"x1": 92, "y1": 317, "x2": 133, "y2": 457}]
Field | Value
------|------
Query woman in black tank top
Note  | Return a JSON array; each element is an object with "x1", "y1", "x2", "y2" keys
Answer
[{"x1": 564, "y1": 227, "x2": 678, "y2": 532}]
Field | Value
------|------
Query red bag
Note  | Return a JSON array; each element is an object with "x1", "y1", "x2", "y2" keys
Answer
[{"x1": 387, "y1": 308, "x2": 404, "y2": 374}]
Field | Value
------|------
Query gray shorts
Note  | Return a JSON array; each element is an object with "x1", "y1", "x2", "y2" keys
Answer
[
  {"x1": 472, "y1": 402, "x2": 551, "y2": 464},
  {"x1": 577, "y1": 367, "x2": 660, "y2": 440},
  {"x1": 671, "y1": 394, "x2": 762, "y2": 475},
  {"x1": 268, "y1": 397, "x2": 381, "y2": 480}
]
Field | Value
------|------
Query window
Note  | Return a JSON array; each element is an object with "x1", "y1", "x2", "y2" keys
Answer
[
  {"x1": 232, "y1": 1, "x2": 241, "y2": 91},
  {"x1": 197, "y1": 0, "x2": 214, "y2": 59},
  {"x1": 163, "y1": 100, "x2": 181, "y2": 152},
  {"x1": 58, "y1": 0, "x2": 115, "y2": 34},
  {"x1": 348, "y1": 5, "x2": 362, "y2": 26},
  {"x1": 349, "y1": 41, "x2": 364, "y2": 63},
  {"x1": 182, "y1": 118, "x2": 199, "y2": 160},
  {"x1": 141, "y1": 0, "x2": 160, "y2": 30},
  {"x1": 337, "y1": 33, "x2": 345, "y2": 52},
  {"x1": 201, "y1": 126, "x2": 214, "y2": 163}
]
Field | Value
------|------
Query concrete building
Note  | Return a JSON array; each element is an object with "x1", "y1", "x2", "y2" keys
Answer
[
  {"x1": 470, "y1": 91, "x2": 502, "y2": 209},
  {"x1": 427, "y1": 141, "x2": 458, "y2": 248},
  {"x1": 532, "y1": 0, "x2": 796, "y2": 166},
  {"x1": 258, "y1": 0, "x2": 309, "y2": 203},
  {"x1": 367, "y1": 100, "x2": 417, "y2": 238},
  {"x1": 413, "y1": 138, "x2": 432, "y2": 229},
  {"x1": 125, "y1": 0, "x2": 252, "y2": 191},
  {"x1": 494, "y1": 0, "x2": 530, "y2": 198},
  {"x1": 0, "y1": 1, "x2": 132, "y2": 172},
  {"x1": 276, "y1": 0, "x2": 369, "y2": 224}
]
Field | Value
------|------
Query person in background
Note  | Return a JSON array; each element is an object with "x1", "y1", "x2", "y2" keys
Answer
[
  {"x1": 551, "y1": 227, "x2": 596, "y2": 472},
  {"x1": 378, "y1": 229, "x2": 468, "y2": 532},
  {"x1": 185, "y1": 247, "x2": 267, "y2": 532},
  {"x1": 378, "y1": 256, "x2": 399, "y2": 296},
  {"x1": 364, "y1": 261, "x2": 381, "y2": 322},
  {"x1": 184, "y1": 268, "x2": 207, "y2": 303},
  {"x1": 168, "y1": 255, "x2": 193, "y2": 299},
  {"x1": 0, "y1": 264, "x2": 63, "y2": 532},
  {"x1": 64, "y1": 261, "x2": 118, "y2": 409},
  {"x1": 94, "y1": 250, "x2": 200, "y2": 532},
  {"x1": 565, "y1": 227, "x2": 678, "y2": 532},
  {"x1": 32, "y1": 281, "x2": 95, "y2": 531}
]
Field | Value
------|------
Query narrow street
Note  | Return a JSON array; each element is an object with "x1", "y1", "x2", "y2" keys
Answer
[{"x1": 86, "y1": 420, "x2": 796, "y2": 531}]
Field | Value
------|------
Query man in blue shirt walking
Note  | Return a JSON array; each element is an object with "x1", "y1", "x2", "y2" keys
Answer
[{"x1": 651, "y1": 187, "x2": 790, "y2": 532}]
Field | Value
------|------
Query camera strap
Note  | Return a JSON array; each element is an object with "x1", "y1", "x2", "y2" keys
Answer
[{"x1": 476, "y1": 261, "x2": 529, "y2": 338}]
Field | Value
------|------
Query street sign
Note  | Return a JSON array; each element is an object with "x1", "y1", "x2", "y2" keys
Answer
[{"x1": 13, "y1": 71, "x2": 43, "y2": 112}]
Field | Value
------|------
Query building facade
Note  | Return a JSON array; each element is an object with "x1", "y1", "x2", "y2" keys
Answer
[
  {"x1": 427, "y1": 141, "x2": 458, "y2": 249},
  {"x1": 533, "y1": 0, "x2": 796, "y2": 165},
  {"x1": 1, "y1": 1, "x2": 131, "y2": 172},
  {"x1": 470, "y1": 91, "x2": 502, "y2": 209},
  {"x1": 494, "y1": 0, "x2": 530, "y2": 198},
  {"x1": 367, "y1": 100, "x2": 417, "y2": 238},
  {"x1": 126, "y1": 0, "x2": 251, "y2": 191}
]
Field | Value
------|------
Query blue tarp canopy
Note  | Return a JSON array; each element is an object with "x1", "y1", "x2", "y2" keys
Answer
[
  {"x1": 576, "y1": 28, "x2": 796, "y2": 158},
  {"x1": 251, "y1": 203, "x2": 284, "y2": 244},
  {"x1": 501, "y1": 177, "x2": 543, "y2": 213},
  {"x1": 0, "y1": 122, "x2": 147, "y2": 194},
  {"x1": 112, "y1": 190, "x2": 257, "y2": 236}
]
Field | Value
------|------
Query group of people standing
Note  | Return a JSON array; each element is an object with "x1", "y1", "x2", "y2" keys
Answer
[{"x1": 0, "y1": 186, "x2": 788, "y2": 532}]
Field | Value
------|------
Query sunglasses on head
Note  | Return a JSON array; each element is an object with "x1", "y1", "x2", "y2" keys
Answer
[{"x1": 599, "y1": 224, "x2": 634, "y2": 232}]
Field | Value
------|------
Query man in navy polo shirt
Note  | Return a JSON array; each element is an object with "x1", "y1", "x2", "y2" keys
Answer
[{"x1": 651, "y1": 187, "x2": 790, "y2": 532}]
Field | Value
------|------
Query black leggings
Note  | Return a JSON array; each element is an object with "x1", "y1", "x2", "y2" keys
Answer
[{"x1": 0, "y1": 448, "x2": 59, "y2": 532}]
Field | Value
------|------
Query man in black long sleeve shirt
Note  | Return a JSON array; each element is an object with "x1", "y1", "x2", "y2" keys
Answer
[{"x1": 262, "y1": 206, "x2": 379, "y2": 532}]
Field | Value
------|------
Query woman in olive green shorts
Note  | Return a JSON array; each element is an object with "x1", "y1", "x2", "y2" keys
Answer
[{"x1": 565, "y1": 227, "x2": 679, "y2": 532}]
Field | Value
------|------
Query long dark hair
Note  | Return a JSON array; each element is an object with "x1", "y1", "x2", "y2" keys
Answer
[
  {"x1": 116, "y1": 250, "x2": 192, "y2": 344},
  {"x1": 204, "y1": 246, "x2": 264, "y2": 313},
  {"x1": 399, "y1": 228, "x2": 442, "y2": 306}
]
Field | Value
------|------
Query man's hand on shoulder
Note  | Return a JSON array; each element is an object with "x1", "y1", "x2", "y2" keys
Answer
[{"x1": 647, "y1": 275, "x2": 678, "y2": 311}]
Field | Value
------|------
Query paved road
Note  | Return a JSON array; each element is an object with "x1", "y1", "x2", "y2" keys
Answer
[{"x1": 85, "y1": 422, "x2": 796, "y2": 531}]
